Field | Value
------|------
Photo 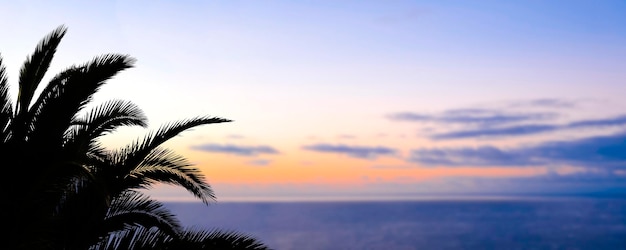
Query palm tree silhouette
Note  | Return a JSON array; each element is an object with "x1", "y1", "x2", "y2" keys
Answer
[{"x1": 0, "y1": 25, "x2": 270, "y2": 250}]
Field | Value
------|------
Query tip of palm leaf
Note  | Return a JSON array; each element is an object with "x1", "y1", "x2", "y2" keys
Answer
[{"x1": 44, "y1": 25, "x2": 69, "y2": 43}]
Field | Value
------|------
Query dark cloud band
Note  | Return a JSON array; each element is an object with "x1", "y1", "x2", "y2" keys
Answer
[
  {"x1": 433, "y1": 115, "x2": 626, "y2": 139},
  {"x1": 410, "y1": 133, "x2": 626, "y2": 168}
]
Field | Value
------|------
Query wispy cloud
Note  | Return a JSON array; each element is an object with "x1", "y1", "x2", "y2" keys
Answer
[
  {"x1": 387, "y1": 109, "x2": 557, "y2": 127},
  {"x1": 509, "y1": 98, "x2": 577, "y2": 108},
  {"x1": 433, "y1": 124, "x2": 558, "y2": 139},
  {"x1": 302, "y1": 143, "x2": 398, "y2": 159},
  {"x1": 191, "y1": 143, "x2": 279, "y2": 156},
  {"x1": 433, "y1": 115, "x2": 626, "y2": 139},
  {"x1": 409, "y1": 146, "x2": 536, "y2": 167},
  {"x1": 386, "y1": 99, "x2": 610, "y2": 140},
  {"x1": 409, "y1": 133, "x2": 626, "y2": 168},
  {"x1": 568, "y1": 115, "x2": 626, "y2": 128}
]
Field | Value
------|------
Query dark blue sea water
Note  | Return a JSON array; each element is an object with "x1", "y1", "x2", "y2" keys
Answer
[{"x1": 164, "y1": 197, "x2": 626, "y2": 250}]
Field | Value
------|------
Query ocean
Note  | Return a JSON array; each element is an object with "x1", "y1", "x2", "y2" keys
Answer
[{"x1": 164, "y1": 197, "x2": 626, "y2": 250}]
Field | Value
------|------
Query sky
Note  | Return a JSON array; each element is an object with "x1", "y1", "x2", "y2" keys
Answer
[{"x1": 1, "y1": 0, "x2": 625, "y2": 201}]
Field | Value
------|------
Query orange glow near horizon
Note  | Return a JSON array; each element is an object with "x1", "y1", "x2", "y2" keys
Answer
[{"x1": 192, "y1": 152, "x2": 549, "y2": 185}]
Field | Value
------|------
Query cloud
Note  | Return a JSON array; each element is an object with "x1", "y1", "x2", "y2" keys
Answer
[
  {"x1": 442, "y1": 108, "x2": 496, "y2": 115},
  {"x1": 387, "y1": 110, "x2": 557, "y2": 126},
  {"x1": 302, "y1": 143, "x2": 397, "y2": 159},
  {"x1": 409, "y1": 146, "x2": 537, "y2": 167},
  {"x1": 433, "y1": 115, "x2": 626, "y2": 139},
  {"x1": 433, "y1": 124, "x2": 558, "y2": 139},
  {"x1": 567, "y1": 115, "x2": 626, "y2": 128},
  {"x1": 409, "y1": 133, "x2": 626, "y2": 168},
  {"x1": 191, "y1": 143, "x2": 279, "y2": 156},
  {"x1": 385, "y1": 99, "x2": 606, "y2": 140},
  {"x1": 388, "y1": 99, "x2": 626, "y2": 140},
  {"x1": 387, "y1": 112, "x2": 433, "y2": 122},
  {"x1": 509, "y1": 98, "x2": 577, "y2": 108}
]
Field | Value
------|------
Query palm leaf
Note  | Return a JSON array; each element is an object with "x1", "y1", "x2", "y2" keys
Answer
[
  {"x1": 0, "y1": 54, "x2": 12, "y2": 141},
  {"x1": 27, "y1": 64, "x2": 84, "y2": 120},
  {"x1": 90, "y1": 226, "x2": 172, "y2": 250},
  {"x1": 63, "y1": 99, "x2": 147, "y2": 160},
  {"x1": 101, "y1": 117, "x2": 229, "y2": 202},
  {"x1": 27, "y1": 54, "x2": 135, "y2": 156},
  {"x1": 98, "y1": 147, "x2": 215, "y2": 204},
  {"x1": 130, "y1": 147, "x2": 214, "y2": 203},
  {"x1": 15, "y1": 25, "x2": 67, "y2": 116},
  {"x1": 103, "y1": 190, "x2": 182, "y2": 236},
  {"x1": 8, "y1": 65, "x2": 84, "y2": 143},
  {"x1": 170, "y1": 228, "x2": 271, "y2": 250},
  {"x1": 75, "y1": 99, "x2": 147, "y2": 136},
  {"x1": 122, "y1": 116, "x2": 231, "y2": 169},
  {"x1": 91, "y1": 227, "x2": 272, "y2": 250}
]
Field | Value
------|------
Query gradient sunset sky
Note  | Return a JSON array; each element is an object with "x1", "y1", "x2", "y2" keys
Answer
[{"x1": 1, "y1": 1, "x2": 625, "y2": 201}]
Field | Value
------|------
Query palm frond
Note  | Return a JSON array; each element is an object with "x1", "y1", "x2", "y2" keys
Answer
[
  {"x1": 85, "y1": 141, "x2": 109, "y2": 163},
  {"x1": 101, "y1": 117, "x2": 229, "y2": 203},
  {"x1": 77, "y1": 99, "x2": 147, "y2": 134},
  {"x1": 171, "y1": 228, "x2": 271, "y2": 250},
  {"x1": 91, "y1": 227, "x2": 271, "y2": 250},
  {"x1": 122, "y1": 116, "x2": 231, "y2": 169},
  {"x1": 103, "y1": 190, "x2": 182, "y2": 236},
  {"x1": 90, "y1": 226, "x2": 173, "y2": 250},
  {"x1": 7, "y1": 65, "x2": 84, "y2": 146},
  {"x1": 0, "y1": 54, "x2": 12, "y2": 140},
  {"x1": 27, "y1": 54, "x2": 135, "y2": 155},
  {"x1": 131, "y1": 165, "x2": 215, "y2": 204},
  {"x1": 16, "y1": 25, "x2": 67, "y2": 116},
  {"x1": 9, "y1": 65, "x2": 84, "y2": 143},
  {"x1": 28, "y1": 64, "x2": 83, "y2": 119},
  {"x1": 132, "y1": 147, "x2": 214, "y2": 203},
  {"x1": 93, "y1": 147, "x2": 214, "y2": 203},
  {"x1": 64, "y1": 99, "x2": 147, "y2": 159}
]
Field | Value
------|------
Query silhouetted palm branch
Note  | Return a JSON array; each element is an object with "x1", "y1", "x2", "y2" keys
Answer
[
  {"x1": 92, "y1": 226, "x2": 271, "y2": 250},
  {"x1": 64, "y1": 99, "x2": 147, "y2": 161},
  {"x1": 15, "y1": 25, "x2": 66, "y2": 116},
  {"x1": 100, "y1": 116, "x2": 230, "y2": 202},
  {"x1": 168, "y1": 227, "x2": 271, "y2": 250},
  {"x1": 102, "y1": 190, "x2": 182, "y2": 236},
  {"x1": 54, "y1": 189, "x2": 182, "y2": 249},
  {"x1": 131, "y1": 147, "x2": 215, "y2": 202},
  {"x1": 74, "y1": 99, "x2": 148, "y2": 136},
  {"x1": 24, "y1": 64, "x2": 83, "y2": 130},
  {"x1": 127, "y1": 116, "x2": 232, "y2": 164},
  {"x1": 28, "y1": 54, "x2": 136, "y2": 154},
  {"x1": 0, "y1": 54, "x2": 12, "y2": 141},
  {"x1": 91, "y1": 226, "x2": 170, "y2": 250},
  {"x1": 97, "y1": 146, "x2": 215, "y2": 204}
]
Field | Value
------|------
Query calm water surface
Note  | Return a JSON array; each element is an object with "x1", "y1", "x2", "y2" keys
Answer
[{"x1": 165, "y1": 197, "x2": 626, "y2": 250}]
